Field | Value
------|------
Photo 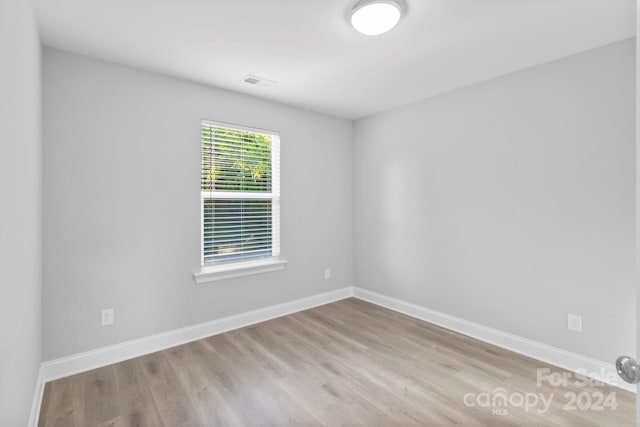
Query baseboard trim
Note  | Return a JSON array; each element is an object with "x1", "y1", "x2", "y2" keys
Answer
[
  {"x1": 41, "y1": 287, "x2": 354, "y2": 383},
  {"x1": 352, "y1": 287, "x2": 634, "y2": 393},
  {"x1": 28, "y1": 364, "x2": 44, "y2": 427},
  {"x1": 40, "y1": 285, "x2": 634, "y2": 397}
]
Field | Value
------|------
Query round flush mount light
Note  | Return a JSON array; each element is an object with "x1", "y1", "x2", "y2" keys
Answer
[{"x1": 350, "y1": 0, "x2": 405, "y2": 36}]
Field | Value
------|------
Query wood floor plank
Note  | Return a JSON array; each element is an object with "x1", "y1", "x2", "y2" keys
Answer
[
  {"x1": 138, "y1": 351, "x2": 200, "y2": 427},
  {"x1": 112, "y1": 357, "x2": 164, "y2": 427},
  {"x1": 39, "y1": 298, "x2": 635, "y2": 426},
  {"x1": 83, "y1": 365, "x2": 120, "y2": 426},
  {"x1": 38, "y1": 374, "x2": 85, "y2": 427},
  {"x1": 164, "y1": 341, "x2": 241, "y2": 426}
]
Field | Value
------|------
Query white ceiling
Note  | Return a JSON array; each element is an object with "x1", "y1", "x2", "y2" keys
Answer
[{"x1": 36, "y1": 0, "x2": 635, "y2": 119}]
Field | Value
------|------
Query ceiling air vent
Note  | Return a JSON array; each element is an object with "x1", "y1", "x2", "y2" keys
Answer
[{"x1": 243, "y1": 75, "x2": 277, "y2": 88}]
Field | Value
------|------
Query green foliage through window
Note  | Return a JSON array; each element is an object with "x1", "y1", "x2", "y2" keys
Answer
[
  {"x1": 201, "y1": 126, "x2": 272, "y2": 193},
  {"x1": 201, "y1": 123, "x2": 276, "y2": 264}
]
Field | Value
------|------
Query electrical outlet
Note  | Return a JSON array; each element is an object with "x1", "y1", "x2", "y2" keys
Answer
[
  {"x1": 567, "y1": 313, "x2": 582, "y2": 332},
  {"x1": 102, "y1": 308, "x2": 114, "y2": 326},
  {"x1": 324, "y1": 268, "x2": 331, "y2": 280}
]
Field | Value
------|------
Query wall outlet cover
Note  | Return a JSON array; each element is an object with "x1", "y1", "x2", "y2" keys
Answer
[
  {"x1": 102, "y1": 308, "x2": 114, "y2": 326},
  {"x1": 567, "y1": 313, "x2": 582, "y2": 332}
]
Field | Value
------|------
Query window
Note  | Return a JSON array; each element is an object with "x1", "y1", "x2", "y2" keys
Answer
[{"x1": 197, "y1": 121, "x2": 284, "y2": 282}]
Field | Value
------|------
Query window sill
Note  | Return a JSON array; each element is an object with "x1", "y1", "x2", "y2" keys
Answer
[{"x1": 194, "y1": 258, "x2": 287, "y2": 284}]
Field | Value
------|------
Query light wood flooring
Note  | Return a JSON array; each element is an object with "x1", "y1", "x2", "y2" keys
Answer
[{"x1": 38, "y1": 298, "x2": 634, "y2": 426}]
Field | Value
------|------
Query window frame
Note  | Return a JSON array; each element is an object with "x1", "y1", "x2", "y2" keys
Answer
[{"x1": 194, "y1": 120, "x2": 286, "y2": 283}]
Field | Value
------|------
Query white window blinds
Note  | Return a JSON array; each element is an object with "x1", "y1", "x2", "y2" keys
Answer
[{"x1": 201, "y1": 121, "x2": 280, "y2": 264}]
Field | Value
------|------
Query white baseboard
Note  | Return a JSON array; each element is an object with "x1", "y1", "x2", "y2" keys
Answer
[
  {"x1": 352, "y1": 287, "x2": 635, "y2": 393},
  {"x1": 38, "y1": 284, "x2": 633, "y2": 413},
  {"x1": 28, "y1": 365, "x2": 44, "y2": 427},
  {"x1": 41, "y1": 287, "x2": 354, "y2": 383}
]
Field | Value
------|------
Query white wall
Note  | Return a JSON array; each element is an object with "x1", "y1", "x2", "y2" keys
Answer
[
  {"x1": 42, "y1": 48, "x2": 353, "y2": 360},
  {"x1": 354, "y1": 39, "x2": 636, "y2": 363},
  {"x1": 636, "y1": 2, "x2": 640, "y2": 418},
  {"x1": 0, "y1": 0, "x2": 42, "y2": 424}
]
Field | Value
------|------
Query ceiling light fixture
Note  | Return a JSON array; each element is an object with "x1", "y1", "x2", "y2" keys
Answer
[{"x1": 350, "y1": 0, "x2": 404, "y2": 36}]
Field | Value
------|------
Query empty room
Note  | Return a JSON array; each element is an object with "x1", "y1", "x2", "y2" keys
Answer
[{"x1": 2, "y1": 0, "x2": 640, "y2": 426}]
